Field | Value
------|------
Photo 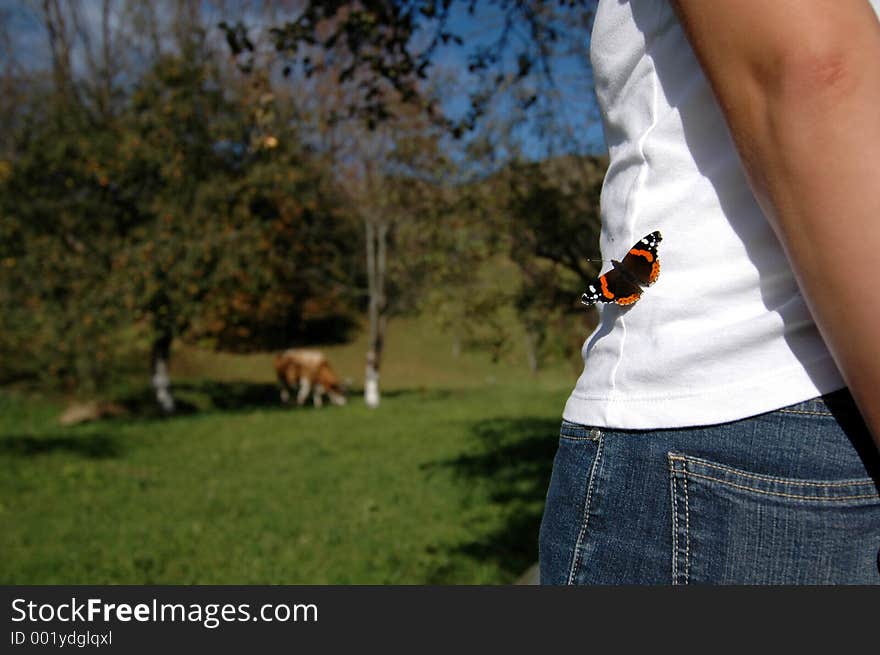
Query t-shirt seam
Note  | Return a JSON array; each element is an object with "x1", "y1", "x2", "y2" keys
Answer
[{"x1": 607, "y1": 20, "x2": 661, "y2": 400}]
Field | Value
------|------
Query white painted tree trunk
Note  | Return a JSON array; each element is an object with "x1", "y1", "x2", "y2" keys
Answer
[
  {"x1": 364, "y1": 216, "x2": 388, "y2": 409},
  {"x1": 364, "y1": 361, "x2": 380, "y2": 408},
  {"x1": 151, "y1": 335, "x2": 175, "y2": 413},
  {"x1": 152, "y1": 357, "x2": 175, "y2": 413}
]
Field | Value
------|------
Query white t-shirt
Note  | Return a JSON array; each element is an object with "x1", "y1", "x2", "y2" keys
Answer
[{"x1": 562, "y1": 1, "x2": 870, "y2": 429}]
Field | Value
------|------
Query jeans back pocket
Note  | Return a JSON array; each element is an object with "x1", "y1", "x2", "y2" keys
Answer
[{"x1": 668, "y1": 452, "x2": 880, "y2": 585}]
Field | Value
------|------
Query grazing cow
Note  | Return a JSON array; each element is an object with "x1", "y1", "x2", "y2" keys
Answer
[{"x1": 274, "y1": 349, "x2": 347, "y2": 407}]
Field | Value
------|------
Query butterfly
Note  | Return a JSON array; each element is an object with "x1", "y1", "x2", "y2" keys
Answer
[{"x1": 581, "y1": 231, "x2": 662, "y2": 307}]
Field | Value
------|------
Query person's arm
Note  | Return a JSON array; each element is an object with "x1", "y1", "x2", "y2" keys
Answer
[{"x1": 672, "y1": 0, "x2": 880, "y2": 450}]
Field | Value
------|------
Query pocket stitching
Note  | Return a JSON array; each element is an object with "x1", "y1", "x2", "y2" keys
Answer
[
  {"x1": 669, "y1": 456, "x2": 690, "y2": 585},
  {"x1": 683, "y1": 473, "x2": 690, "y2": 583},
  {"x1": 669, "y1": 449, "x2": 880, "y2": 584},
  {"x1": 559, "y1": 425, "x2": 601, "y2": 442},
  {"x1": 559, "y1": 433, "x2": 601, "y2": 443},
  {"x1": 669, "y1": 454, "x2": 876, "y2": 488},
  {"x1": 683, "y1": 470, "x2": 879, "y2": 502},
  {"x1": 670, "y1": 467, "x2": 678, "y2": 584}
]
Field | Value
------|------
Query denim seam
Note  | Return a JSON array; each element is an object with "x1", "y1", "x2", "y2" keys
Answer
[
  {"x1": 559, "y1": 433, "x2": 601, "y2": 442},
  {"x1": 559, "y1": 423, "x2": 601, "y2": 441},
  {"x1": 668, "y1": 455, "x2": 689, "y2": 585},
  {"x1": 566, "y1": 434, "x2": 605, "y2": 585},
  {"x1": 670, "y1": 459, "x2": 678, "y2": 584},
  {"x1": 683, "y1": 473, "x2": 690, "y2": 584},
  {"x1": 777, "y1": 409, "x2": 833, "y2": 417},
  {"x1": 684, "y1": 471, "x2": 880, "y2": 501},
  {"x1": 685, "y1": 459, "x2": 876, "y2": 487}
]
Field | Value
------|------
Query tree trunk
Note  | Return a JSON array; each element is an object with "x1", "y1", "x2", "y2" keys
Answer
[
  {"x1": 151, "y1": 333, "x2": 175, "y2": 413},
  {"x1": 525, "y1": 330, "x2": 539, "y2": 374},
  {"x1": 451, "y1": 332, "x2": 462, "y2": 359},
  {"x1": 364, "y1": 218, "x2": 388, "y2": 408}
]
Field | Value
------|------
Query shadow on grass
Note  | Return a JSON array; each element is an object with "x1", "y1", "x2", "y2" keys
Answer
[
  {"x1": 380, "y1": 388, "x2": 456, "y2": 401},
  {"x1": 116, "y1": 381, "x2": 285, "y2": 418},
  {"x1": 112, "y1": 382, "x2": 455, "y2": 419},
  {"x1": 0, "y1": 432, "x2": 124, "y2": 459},
  {"x1": 423, "y1": 416, "x2": 560, "y2": 583}
]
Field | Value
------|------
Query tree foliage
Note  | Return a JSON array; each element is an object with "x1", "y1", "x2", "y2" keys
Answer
[
  {"x1": 503, "y1": 154, "x2": 606, "y2": 369},
  {"x1": 1, "y1": 0, "x2": 607, "y2": 397},
  {"x1": 224, "y1": 0, "x2": 598, "y2": 146},
  {"x1": 0, "y1": 45, "x2": 360, "y2": 390},
  {"x1": 420, "y1": 153, "x2": 607, "y2": 370}
]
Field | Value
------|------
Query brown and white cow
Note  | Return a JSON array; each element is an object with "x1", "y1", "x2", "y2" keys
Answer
[{"x1": 274, "y1": 349, "x2": 347, "y2": 407}]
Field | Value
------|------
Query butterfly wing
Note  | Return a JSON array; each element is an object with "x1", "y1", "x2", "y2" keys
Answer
[
  {"x1": 581, "y1": 231, "x2": 661, "y2": 308},
  {"x1": 619, "y1": 231, "x2": 662, "y2": 287},
  {"x1": 581, "y1": 268, "x2": 644, "y2": 307}
]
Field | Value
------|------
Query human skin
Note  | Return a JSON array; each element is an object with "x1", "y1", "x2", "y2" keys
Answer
[{"x1": 672, "y1": 0, "x2": 880, "y2": 450}]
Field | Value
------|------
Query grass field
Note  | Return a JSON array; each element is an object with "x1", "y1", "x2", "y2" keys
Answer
[{"x1": 0, "y1": 318, "x2": 582, "y2": 584}]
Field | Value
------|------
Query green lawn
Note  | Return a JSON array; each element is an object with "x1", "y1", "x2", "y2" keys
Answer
[{"x1": 0, "y1": 319, "x2": 581, "y2": 584}]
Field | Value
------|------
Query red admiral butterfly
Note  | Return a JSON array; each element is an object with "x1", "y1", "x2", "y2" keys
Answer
[{"x1": 581, "y1": 231, "x2": 662, "y2": 307}]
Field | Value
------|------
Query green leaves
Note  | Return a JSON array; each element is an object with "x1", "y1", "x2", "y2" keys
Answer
[{"x1": 1, "y1": 51, "x2": 360, "y2": 391}]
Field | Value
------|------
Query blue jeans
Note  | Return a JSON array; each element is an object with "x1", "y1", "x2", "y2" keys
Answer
[{"x1": 539, "y1": 389, "x2": 880, "y2": 584}]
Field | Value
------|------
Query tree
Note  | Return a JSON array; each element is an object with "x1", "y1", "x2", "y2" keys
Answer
[
  {"x1": 221, "y1": 0, "x2": 605, "y2": 388},
  {"x1": 122, "y1": 48, "x2": 245, "y2": 410},
  {"x1": 0, "y1": 100, "x2": 148, "y2": 389},
  {"x1": 183, "y1": 121, "x2": 362, "y2": 353},
  {"x1": 0, "y1": 14, "x2": 363, "y2": 406},
  {"x1": 112, "y1": 48, "x2": 361, "y2": 407},
  {"x1": 250, "y1": 0, "x2": 598, "y2": 151},
  {"x1": 333, "y1": 118, "x2": 449, "y2": 407},
  {"x1": 240, "y1": 15, "x2": 456, "y2": 409},
  {"x1": 415, "y1": 154, "x2": 607, "y2": 373},
  {"x1": 503, "y1": 154, "x2": 606, "y2": 370}
]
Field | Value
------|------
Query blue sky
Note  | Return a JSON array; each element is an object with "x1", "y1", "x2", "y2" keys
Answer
[
  {"x1": 1, "y1": 0, "x2": 606, "y2": 162},
  {"x1": 425, "y1": 1, "x2": 605, "y2": 159}
]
